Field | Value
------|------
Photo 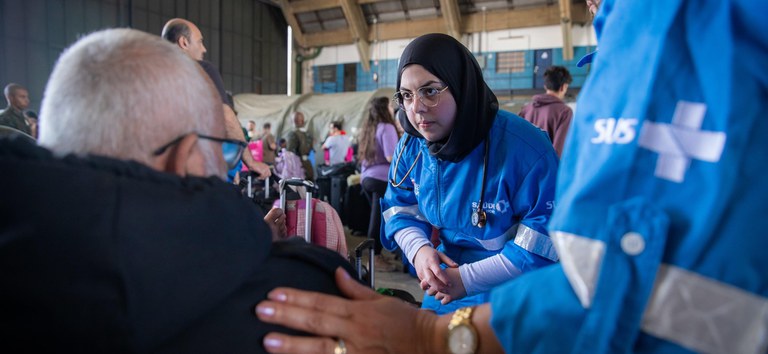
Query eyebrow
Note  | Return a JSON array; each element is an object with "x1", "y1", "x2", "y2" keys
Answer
[{"x1": 400, "y1": 80, "x2": 443, "y2": 91}]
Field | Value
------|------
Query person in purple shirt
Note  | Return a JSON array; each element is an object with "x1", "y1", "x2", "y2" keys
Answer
[{"x1": 357, "y1": 96, "x2": 400, "y2": 272}]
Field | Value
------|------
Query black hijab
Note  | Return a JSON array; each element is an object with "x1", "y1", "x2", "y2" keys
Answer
[{"x1": 396, "y1": 33, "x2": 498, "y2": 162}]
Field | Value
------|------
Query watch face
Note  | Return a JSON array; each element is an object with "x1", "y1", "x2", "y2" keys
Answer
[
  {"x1": 448, "y1": 325, "x2": 477, "y2": 354},
  {"x1": 471, "y1": 211, "x2": 479, "y2": 226}
]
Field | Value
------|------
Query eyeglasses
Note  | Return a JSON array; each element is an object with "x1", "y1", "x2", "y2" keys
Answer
[
  {"x1": 393, "y1": 85, "x2": 449, "y2": 111},
  {"x1": 153, "y1": 133, "x2": 247, "y2": 170}
]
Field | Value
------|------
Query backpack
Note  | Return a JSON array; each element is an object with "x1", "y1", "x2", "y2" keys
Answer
[
  {"x1": 274, "y1": 148, "x2": 305, "y2": 179},
  {"x1": 287, "y1": 130, "x2": 312, "y2": 156}
]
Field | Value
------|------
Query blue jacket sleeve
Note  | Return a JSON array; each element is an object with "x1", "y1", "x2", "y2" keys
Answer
[
  {"x1": 380, "y1": 135, "x2": 433, "y2": 251},
  {"x1": 501, "y1": 151, "x2": 559, "y2": 271}
]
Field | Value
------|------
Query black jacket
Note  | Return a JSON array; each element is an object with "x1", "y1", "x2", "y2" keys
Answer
[{"x1": 0, "y1": 137, "x2": 354, "y2": 353}]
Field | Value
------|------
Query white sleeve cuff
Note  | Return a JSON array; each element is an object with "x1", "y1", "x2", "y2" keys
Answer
[
  {"x1": 394, "y1": 226, "x2": 431, "y2": 265},
  {"x1": 459, "y1": 254, "x2": 522, "y2": 296}
]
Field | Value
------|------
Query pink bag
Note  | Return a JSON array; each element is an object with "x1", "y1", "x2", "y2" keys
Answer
[
  {"x1": 345, "y1": 146, "x2": 354, "y2": 162},
  {"x1": 274, "y1": 197, "x2": 348, "y2": 258},
  {"x1": 241, "y1": 140, "x2": 264, "y2": 171}
]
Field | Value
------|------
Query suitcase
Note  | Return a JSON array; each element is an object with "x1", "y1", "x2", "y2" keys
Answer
[
  {"x1": 329, "y1": 176, "x2": 346, "y2": 213},
  {"x1": 316, "y1": 163, "x2": 356, "y2": 214},
  {"x1": 341, "y1": 183, "x2": 370, "y2": 234},
  {"x1": 276, "y1": 178, "x2": 348, "y2": 258},
  {"x1": 240, "y1": 172, "x2": 279, "y2": 214}
]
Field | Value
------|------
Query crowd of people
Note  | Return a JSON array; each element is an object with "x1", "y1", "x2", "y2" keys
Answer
[{"x1": 1, "y1": 0, "x2": 765, "y2": 353}]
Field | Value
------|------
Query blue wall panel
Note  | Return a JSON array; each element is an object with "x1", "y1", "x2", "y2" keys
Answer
[
  {"x1": 313, "y1": 46, "x2": 593, "y2": 94},
  {"x1": 352, "y1": 58, "x2": 399, "y2": 92}
]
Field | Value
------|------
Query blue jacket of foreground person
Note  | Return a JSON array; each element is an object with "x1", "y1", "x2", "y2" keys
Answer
[{"x1": 489, "y1": 0, "x2": 768, "y2": 353}]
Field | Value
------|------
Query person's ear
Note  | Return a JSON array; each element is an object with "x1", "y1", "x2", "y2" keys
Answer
[
  {"x1": 178, "y1": 35, "x2": 189, "y2": 49},
  {"x1": 160, "y1": 134, "x2": 198, "y2": 177}
]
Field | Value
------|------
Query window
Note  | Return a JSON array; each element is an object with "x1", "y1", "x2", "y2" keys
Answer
[
  {"x1": 496, "y1": 51, "x2": 526, "y2": 73},
  {"x1": 319, "y1": 65, "x2": 337, "y2": 83}
]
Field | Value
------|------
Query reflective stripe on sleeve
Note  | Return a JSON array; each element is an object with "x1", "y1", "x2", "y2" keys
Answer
[
  {"x1": 514, "y1": 224, "x2": 559, "y2": 261},
  {"x1": 475, "y1": 225, "x2": 516, "y2": 251},
  {"x1": 551, "y1": 231, "x2": 605, "y2": 308},
  {"x1": 642, "y1": 264, "x2": 768, "y2": 354},
  {"x1": 552, "y1": 231, "x2": 768, "y2": 354},
  {"x1": 382, "y1": 205, "x2": 427, "y2": 223}
]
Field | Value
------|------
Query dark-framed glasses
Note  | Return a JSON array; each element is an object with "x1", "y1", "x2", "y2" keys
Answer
[
  {"x1": 393, "y1": 85, "x2": 449, "y2": 111},
  {"x1": 153, "y1": 133, "x2": 247, "y2": 170}
]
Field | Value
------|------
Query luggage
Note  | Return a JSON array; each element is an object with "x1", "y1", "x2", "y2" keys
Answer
[
  {"x1": 341, "y1": 182, "x2": 370, "y2": 234},
  {"x1": 276, "y1": 178, "x2": 348, "y2": 258},
  {"x1": 354, "y1": 239, "x2": 376, "y2": 287},
  {"x1": 316, "y1": 162, "x2": 356, "y2": 214},
  {"x1": 329, "y1": 176, "x2": 346, "y2": 213},
  {"x1": 239, "y1": 171, "x2": 279, "y2": 214}
]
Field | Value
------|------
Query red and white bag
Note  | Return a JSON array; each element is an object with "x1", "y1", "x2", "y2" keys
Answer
[{"x1": 275, "y1": 179, "x2": 348, "y2": 258}]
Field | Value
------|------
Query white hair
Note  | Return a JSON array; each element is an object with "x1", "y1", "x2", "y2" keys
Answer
[{"x1": 38, "y1": 28, "x2": 224, "y2": 177}]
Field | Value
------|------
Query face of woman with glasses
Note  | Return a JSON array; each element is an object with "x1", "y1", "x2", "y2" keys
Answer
[{"x1": 398, "y1": 64, "x2": 457, "y2": 142}]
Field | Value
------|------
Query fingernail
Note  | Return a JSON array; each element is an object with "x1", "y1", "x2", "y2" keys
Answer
[
  {"x1": 341, "y1": 269, "x2": 351, "y2": 279},
  {"x1": 270, "y1": 291, "x2": 288, "y2": 302},
  {"x1": 264, "y1": 336, "x2": 283, "y2": 349},
  {"x1": 256, "y1": 305, "x2": 275, "y2": 317}
]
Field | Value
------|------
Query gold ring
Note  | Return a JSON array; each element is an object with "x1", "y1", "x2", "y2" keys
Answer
[{"x1": 334, "y1": 338, "x2": 347, "y2": 354}]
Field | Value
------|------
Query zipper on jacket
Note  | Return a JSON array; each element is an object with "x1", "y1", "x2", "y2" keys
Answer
[{"x1": 435, "y1": 156, "x2": 443, "y2": 227}]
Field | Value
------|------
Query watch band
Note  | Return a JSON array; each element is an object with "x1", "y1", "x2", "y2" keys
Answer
[
  {"x1": 447, "y1": 306, "x2": 478, "y2": 354},
  {"x1": 449, "y1": 306, "x2": 475, "y2": 329}
]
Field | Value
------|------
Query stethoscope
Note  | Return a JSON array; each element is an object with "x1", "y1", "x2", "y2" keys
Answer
[{"x1": 389, "y1": 135, "x2": 491, "y2": 228}]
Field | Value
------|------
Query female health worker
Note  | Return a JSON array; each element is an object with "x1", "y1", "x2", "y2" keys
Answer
[{"x1": 381, "y1": 33, "x2": 560, "y2": 314}]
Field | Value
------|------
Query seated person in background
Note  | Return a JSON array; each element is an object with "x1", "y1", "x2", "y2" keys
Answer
[
  {"x1": 0, "y1": 83, "x2": 32, "y2": 136},
  {"x1": 0, "y1": 28, "x2": 352, "y2": 353},
  {"x1": 253, "y1": 1, "x2": 768, "y2": 353},
  {"x1": 518, "y1": 65, "x2": 573, "y2": 157},
  {"x1": 357, "y1": 96, "x2": 401, "y2": 272},
  {"x1": 322, "y1": 120, "x2": 351, "y2": 165}
]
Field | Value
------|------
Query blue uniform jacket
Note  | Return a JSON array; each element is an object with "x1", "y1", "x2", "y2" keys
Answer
[
  {"x1": 489, "y1": 0, "x2": 768, "y2": 353},
  {"x1": 382, "y1": 110, "x2": 559, "y2": 313}
]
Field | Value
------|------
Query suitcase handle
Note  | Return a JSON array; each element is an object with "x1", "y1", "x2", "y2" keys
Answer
[
  {"x1": 278, "y1": 178, "x2": 317, "y2": 243},
  {"x1": 354, "y1": 239, "x2": 376, "y2": 288},
  {"x1": 279, "y1": 178, "x2": 316, "y2": 190},
  {"x1": 245, "y1": 168, "x2": 276, "y2": 199}
]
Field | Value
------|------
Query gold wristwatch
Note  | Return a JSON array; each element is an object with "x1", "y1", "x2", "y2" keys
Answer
[{"x1": 447, "y1": 306, "x2": 478, "y2": 354}]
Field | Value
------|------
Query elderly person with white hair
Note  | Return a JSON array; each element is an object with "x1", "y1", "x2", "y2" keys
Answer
[{"x1": 0, "y1": 28, "x2": 352, "y2": 352}]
